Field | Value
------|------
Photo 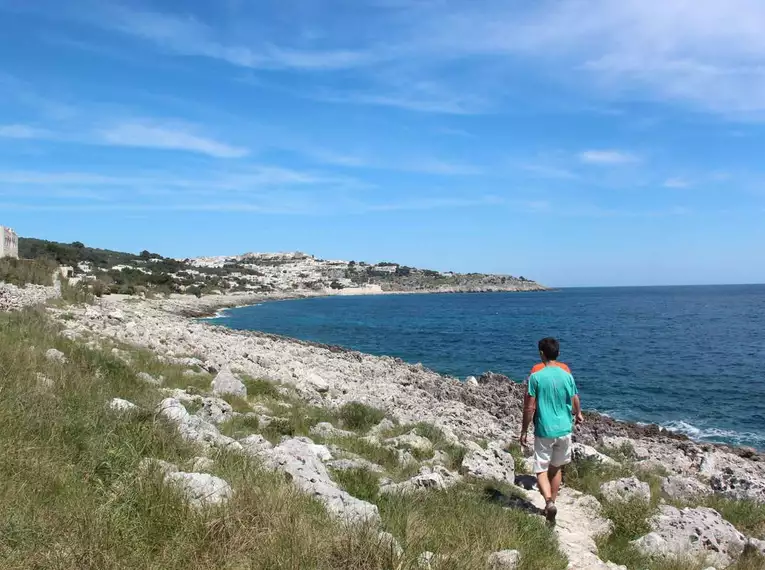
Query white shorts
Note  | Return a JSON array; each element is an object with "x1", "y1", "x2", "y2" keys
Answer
[{"x1": 533, "y1": 434, "x2": 572, "y2": 473}]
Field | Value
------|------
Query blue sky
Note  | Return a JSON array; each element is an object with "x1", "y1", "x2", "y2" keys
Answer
[{"x1": 1, "y1": 0, "x2": 764, "y2": 287}]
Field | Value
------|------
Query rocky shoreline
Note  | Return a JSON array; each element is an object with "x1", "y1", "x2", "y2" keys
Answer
[{"x1": 3, "y1": 284, "x2": 764, "y2": 568}]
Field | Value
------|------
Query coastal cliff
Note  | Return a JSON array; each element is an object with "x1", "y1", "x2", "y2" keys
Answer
[{"x1": 0, "y1": 279, "x2": 763, "y2": 569}]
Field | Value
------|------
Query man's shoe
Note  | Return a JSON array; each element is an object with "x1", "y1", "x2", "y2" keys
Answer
[{"x1": 545, "y1": 500, "x2": 557, "y2": 524}]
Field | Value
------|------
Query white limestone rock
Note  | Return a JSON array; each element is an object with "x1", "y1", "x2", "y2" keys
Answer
[
  {"x1": 386, "y1": 431, "x2": 433, "y2": 454},
  {"x1": 239, "y1": 434, "x2": 274, "y2": 458},
  {"x1": 137, "y1": 371, "x2": 162, "y2": 386},
  {"x1": 309, "y1": 422, "x2": 354, "y2": 439},
  {"x1": 418, "y1": 551, "x2": 435, "y2": 569},
  {"x1": 189, "y1": 456, "x2": 215, "y2": 472},
  {"x1": 460, "y1": 441, "x2": 515, "y2": 485},
  {"x1": 156, "y1": 398, "x2": 242, "y2": 452},
  {"x1": 306, "y1": 371, "x2": 330, "y2": 393},
  {"x1": 45, "y1": 348, "x2": 67, "y2": 363},
  {"x1": 572, "y1": 443, "x2": 620, "y2": 466},
  {"x1": 368, "y1": 417, "x2": 396, "y2": 437},
  {"x1": 210, "y1": 366, "x2": 247, "y2": 398},
  {"x1": 109, "y1": 398, "x2": 138, "y2": 413},
  {"x1": 268, "y1": 437, "x2": 379, "y2": 523},
  {"x1": 197, "y1": 397, "x2": 235, "y2": 425},
  {"x1": 487, "y1": 549, "x2": 520, "y2": 570},
  {"x1": 465, "y1": 376, "x2": 479, "y2": 387},
  {"x1": 380, "y1": 465, "x2": 461, "y2": 494},
  {"x1": 165, "y1": 471, "x2": 233, "y2": 507},
  {"x1": 660, "y1": 475, "x2": 710, "y2": 502},
  {"x1": 600, "y1": 476, "x2": 651, "y2": 503},
  {"x1": 632, "y1": 506, "x2": 746, "y2": 567},
  {"x1": 378, "y1": 530, "x2": 403, "y2": 558}
]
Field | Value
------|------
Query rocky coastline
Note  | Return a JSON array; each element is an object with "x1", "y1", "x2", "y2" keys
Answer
[{"x1": 3, "y1": 283, "x2": 764, "y2": 569}]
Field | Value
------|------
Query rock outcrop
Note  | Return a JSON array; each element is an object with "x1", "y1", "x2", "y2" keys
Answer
[
  {"x1": 632, "y1": 506, "x2": 746, "y2": 567},
  {"x1": 460, "y1": 441, "x2": 515, "y2": 485},
  {"x1": 600, "y1": 477, "x2": 651, "y2": 503}
]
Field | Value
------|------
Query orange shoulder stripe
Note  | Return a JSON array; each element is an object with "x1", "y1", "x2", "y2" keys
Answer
[{"x1": 530, "y1": 361, "x2": 570, "y2": 374}]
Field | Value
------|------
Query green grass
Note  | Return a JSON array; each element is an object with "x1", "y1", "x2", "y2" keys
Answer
[
  {"x1": 219, "y1": 394, "x2": 252, "y2": 413},
  {"x1": 218, "y1": 414, "x2": 260, "y2": 439},
  {"x1": 378, "y1": 485, "x2": 568, "y2": 570},
  {"x1": 241, "y1": 376, "x2": 281, "y2": 400},
  {"x1": 330, "y1": 467, "x2": 381, "y2": 503},
  {"x1": 506, "y1": 443, "x2": 530, "y2": 475},
  {"x1": 564, "y1": 456, "x2": 630, "y2": 497},
  {"x1": 0, "y1": 309, "x2": 401, "y2": 569},
  {"x1": 701, "y1": 496, "x2": 765, "y2": 540},
  {"x1": 338, "y1": 402, "x2": 387, "y2": 432}
]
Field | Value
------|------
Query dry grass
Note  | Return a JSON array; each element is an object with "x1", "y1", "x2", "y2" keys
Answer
[{"x1": 0, "y1": 309, "x2": 397, "y2": 569}]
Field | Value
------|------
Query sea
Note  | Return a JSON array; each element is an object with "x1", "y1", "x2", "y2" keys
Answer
[{"x1": 207, "y1": 286, "x2": 765, "y2": 450}]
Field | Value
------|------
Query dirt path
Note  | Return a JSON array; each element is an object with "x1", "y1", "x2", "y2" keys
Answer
[{"x1": 526, "y1": 488, "x2": 625, "y2": 570}]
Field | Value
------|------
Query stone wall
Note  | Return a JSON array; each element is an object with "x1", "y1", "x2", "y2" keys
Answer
[{"x1": 0, "y1": 226, "x2": 19, "y2": 259}]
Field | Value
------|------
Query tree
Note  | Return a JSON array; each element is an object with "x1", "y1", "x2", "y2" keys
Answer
[{"x1": 71, "y1": 241, "x2": 85, "y2": 249}]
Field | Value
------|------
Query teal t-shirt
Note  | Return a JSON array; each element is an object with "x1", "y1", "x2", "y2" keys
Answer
[{"x1": 528, "y1": 364, "x2": 578, "y2": 438}]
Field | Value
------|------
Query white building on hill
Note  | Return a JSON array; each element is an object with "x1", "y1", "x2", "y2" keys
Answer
[{"x1": 0, "y1": 226, "x2": 18, "y2": 259}]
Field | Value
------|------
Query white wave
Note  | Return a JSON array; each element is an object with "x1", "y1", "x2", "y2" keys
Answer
[{"x1": 662, "y1": 420, "x2": 765, "y2": 446}]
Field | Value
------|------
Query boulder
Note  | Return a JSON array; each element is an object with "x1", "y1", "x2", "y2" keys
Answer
[
  {"x1": 380, "y1": 465, "x2": 461, "y2": 494},
  {"x1": 326, "y1": 458, "x2": 384, "y2": 473},
  {"x1": 109, "y1": 398, "x2": 138, "y2": 413},
  {"x1": 748, "y1": 537, "x2": 765, "y2": 556},
  {"x1": 387, "y1": 431, "x2": 433, "y2": 455},
  {"x1": 487, "y1": 549, "x2": 520, "y2": 570},
  {"x1": 189, "y1": 456, "x2": 215, "y2": 472},
  {"x1": 600, "y1": 476, "x2": 651, "y2": 503},
  {"x1": 198, "y1": 397, "x2": 235, "y2": 425},
  {"x1": 632, "y1": 506, "x2": 746, "y2": 567},
  {"x1": 660, "y1": 475, "x2": 710, "y2": 502},
  {"x1": 465, "y1": 376, "x2": 479, "y2": 387},
  {"x1": 368, "y1": 418, "x2": 396, "y2": 437},
  {"x1": 137, "y1": 372, "x2": 161, "y2": 386},
  {"x1": 156, "y1": 398, "x2": 242, "y2": 452},
  {"x1": 164, "y1": 471, "x2": 233, "y2": 507},
  {"x1": 572, "y1": 443, "x2": 620, "y2": 466},
  {"x1": 239, "y1": 434, "x2": 274, "y2": 458},
  {"x1": 310, "y1": 422, "x2": 354, "y2": 439},
  {"x1": 460, "y1": 441, "x2": 515, "y2": 485},
  {"x1": 45, "y1": 348, "x2": 67, "y2": 363},
  {"x1": 710, "y1": 468, "x2": 765, "y2": 503},
  {"x1": 210, "y1": 366, "x2": 247, "y2": 398},
  {"x1": 306, "y1": 371, "x2": 330, "y2": 393},
  {"x1": 267, "y1": 437, "x2": 379, "y2": 523}
]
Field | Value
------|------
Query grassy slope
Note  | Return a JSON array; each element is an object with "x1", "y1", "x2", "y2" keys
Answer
[{"x1": 0, "y1": 308, "x2": 567, "y2": 569}]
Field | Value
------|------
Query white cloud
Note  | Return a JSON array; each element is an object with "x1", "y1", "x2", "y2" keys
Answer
[
  {"x1": 664, "y1": 177, "x2": 691, "y2": 188},
  {"x1": 578, "y1": 150, "x2": 639, "y2": 165},
  {"x1": 0, "y1": 124, "x2": 52, "y2": 139},
  {"x1": 99, "y1": 122, "x2": 248, "y2": 158},
  {"x1": 107, "y1": 7, "x2": 377, "y2": 70}
]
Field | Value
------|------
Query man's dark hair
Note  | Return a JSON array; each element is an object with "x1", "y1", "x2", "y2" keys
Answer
[{"x1": 538, "y1": 337, "x2": 560, "y2": 361}]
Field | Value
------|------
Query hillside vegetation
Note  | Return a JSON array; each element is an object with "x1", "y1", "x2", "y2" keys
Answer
[{"x1": 15, "y1": 237, "x2": 545, "y2": 297}]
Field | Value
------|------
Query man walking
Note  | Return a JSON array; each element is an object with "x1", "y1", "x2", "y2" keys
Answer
[{"x1": 520, "y1": 337, "x2": 583, "y2": 523}]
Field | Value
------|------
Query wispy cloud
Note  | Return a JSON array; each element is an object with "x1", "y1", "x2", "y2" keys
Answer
[
  {"x1": 578, "y1": 150, "x2": 639, "y2": 165},
  {"x1": 664, "y1": 177, "x2": 692, "y2": 188},
  {"x1": 99, "y1": 121, "x2": 248, "y2": 158},
  {"x1": 0, "y1": 118, "x2": 249, "y2": 159},
  {"x1": 104, "y1": 6, "x2": 378, "y2": 71},
  {"x1": 0, "y1": 124, "x2": 53, "y2": 139}
]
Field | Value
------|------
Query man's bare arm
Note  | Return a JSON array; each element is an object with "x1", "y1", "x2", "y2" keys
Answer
[
  {"x1": 572, "y1": 394, "x2": 584, "y2": 425},
  {"x1": 520, "y1": 394, "x2": 536, "y2": 446}
]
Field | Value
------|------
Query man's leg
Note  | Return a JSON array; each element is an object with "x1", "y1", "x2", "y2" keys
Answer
[
  {"x1": 537, "y1": 470, "x2": 552, "y2": 502},
  {"x1": 548, "y1": 464, "x2": 563, "y2": 503}
]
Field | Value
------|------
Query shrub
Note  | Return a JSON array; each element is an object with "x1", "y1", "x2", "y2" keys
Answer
[
  {"x1": 242, "y1": 377, "x2": 281, "y2": 400},
  {"x1": 339, "y1": 402, "x2": 386, "y2": 432},
  {"x1": 564, "y1": 456, "x2": 629, "y2": 497},
  {"x1": 0, "y1": 258, "x2": 56, "y2": 286}
]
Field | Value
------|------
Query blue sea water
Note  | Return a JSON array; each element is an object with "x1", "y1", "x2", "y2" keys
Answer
[{"x1": 208, "y1": 286, "x2": 765, "y2": 449}]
